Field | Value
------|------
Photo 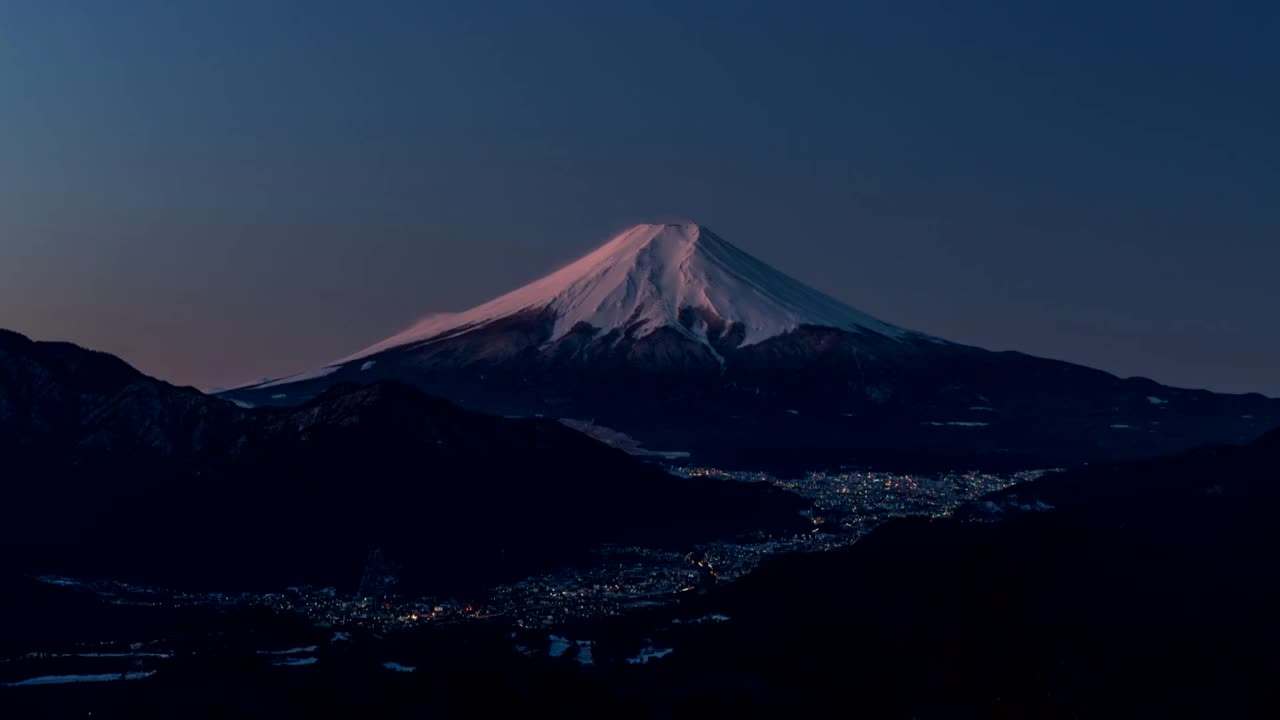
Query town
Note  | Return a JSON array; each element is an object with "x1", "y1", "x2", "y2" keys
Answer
[{"x1": 30, "y1": 466, "x2": 1051, "y2": 632}]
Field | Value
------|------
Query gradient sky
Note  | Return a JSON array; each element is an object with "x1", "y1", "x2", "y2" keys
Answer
[{"x1": 1, "y1": 1, "x2": 1277, "y2": 395}]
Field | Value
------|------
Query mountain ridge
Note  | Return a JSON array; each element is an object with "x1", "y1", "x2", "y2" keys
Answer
[
  {"x1": 1, "y1": 330, "x2": 806, "y2": 592},
  {"x1": 223, "y1": 224, "x2": 1280, "y2": 472}
]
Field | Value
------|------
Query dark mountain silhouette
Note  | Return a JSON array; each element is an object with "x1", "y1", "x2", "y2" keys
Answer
[
  {"x1": 0, "y1": 329, "x2": 805, "y2": 593},
  {"x1": 7, "y1": 428, "x2": 1277, "y2": 718}
]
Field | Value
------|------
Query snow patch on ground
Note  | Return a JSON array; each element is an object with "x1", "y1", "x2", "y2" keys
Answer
[
  {"x1": 360, "y1": 360, "x2": 376, "y2": 371},
  {"x1": 627, "y1": 646, "x2": 674, "y2": 665},
  {"x1": 1146, "y1": 396, "x2": 1168, "y2": 405},
  {"x1": 257, "y1": 646, "x2": 319, "y2": 655},
  {"x1": 575, "y1": 640, "x2": 594, "y2": 666},
  {"x1": 39, "y1": 576, "x2": 81, "y2": 587},
  {"x1": 382, "y1": 662, "x2": 416, "y2": 673},
  {"x1": 6, "y1": 671, "x2": 156, "y2": 686},
  {"x1": 921, "y1": 421, "x2": 989, "y2": 427},
  {"x1": 680, "y1": 613, "x2": 731, "y2": 625},
  {"x1": 548, "y1": 636, "x2": 572, "y2": 658},
  {"x1": 272, "y1": 657, "x2": 317, "y2": 667},
  {"x1": 545, "y1": 636, "x2": 594, "y2": 664},
  {"x1": 1110, "y1": 424, "x2": 1133, "y2": 429}
]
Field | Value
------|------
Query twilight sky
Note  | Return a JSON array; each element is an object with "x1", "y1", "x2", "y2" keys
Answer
[{"x1": 1, "y1": 1, "x2": 1277, "y2": 395}]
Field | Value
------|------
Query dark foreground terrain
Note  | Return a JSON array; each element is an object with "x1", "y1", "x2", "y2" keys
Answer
[{"x1": 4, "y1": 427, "x2": 1278, "y2": 718}]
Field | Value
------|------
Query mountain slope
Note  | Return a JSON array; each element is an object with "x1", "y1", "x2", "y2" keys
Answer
[
  {"x1": 224, "y1": 224, "x2": 1280, "y2": 472},
  {"x1": 0, "y1": 331, "x2": 806, "y2": 593},
  {"x1": 342, "y1": 223, "x2": 913, "y2": 363},
  {"x1": 0, "y1": 329, "x2": 237, "y2": 462}
]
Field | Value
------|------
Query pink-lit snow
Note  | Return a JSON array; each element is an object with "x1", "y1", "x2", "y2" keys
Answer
[{"x1": 343, "y1": 223, "x2": 914, "y2": 362}]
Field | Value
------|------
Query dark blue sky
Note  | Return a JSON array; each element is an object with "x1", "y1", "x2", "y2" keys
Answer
[{"x1": 2, "y1": 1, "x2": 1277, "y2": 394}]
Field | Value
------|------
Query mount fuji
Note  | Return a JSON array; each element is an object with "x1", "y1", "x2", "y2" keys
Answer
[
  {"x1": 225, "y1": 223, "x2": 1279, "y2": 471},
  {"x1": 343, "y1": 222, "x2": 916, "y2": 363}
]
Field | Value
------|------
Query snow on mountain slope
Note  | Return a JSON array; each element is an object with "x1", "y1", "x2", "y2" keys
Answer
[{"x1": 343, "y1": 223, "x2": 912, "y2": 362}]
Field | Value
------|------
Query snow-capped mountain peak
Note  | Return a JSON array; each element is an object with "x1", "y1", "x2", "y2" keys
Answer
[{"x1": 344, "y1": 223, "x2": 908, "y2": 362}]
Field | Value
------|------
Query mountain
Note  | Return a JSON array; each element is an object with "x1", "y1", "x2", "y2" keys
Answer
[
  {"x1": 224, "y1": 223, "x2": 1280, "y2": 472},
  {"x1": 0, "y1": 330, "x2": 806, "y2": 593},
  {"x1": 342, "y1": 222, "x2": 914, "y2": 364},
  {"x1": 0, "y1": 329, "x2": 238, "y2": 464}
]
